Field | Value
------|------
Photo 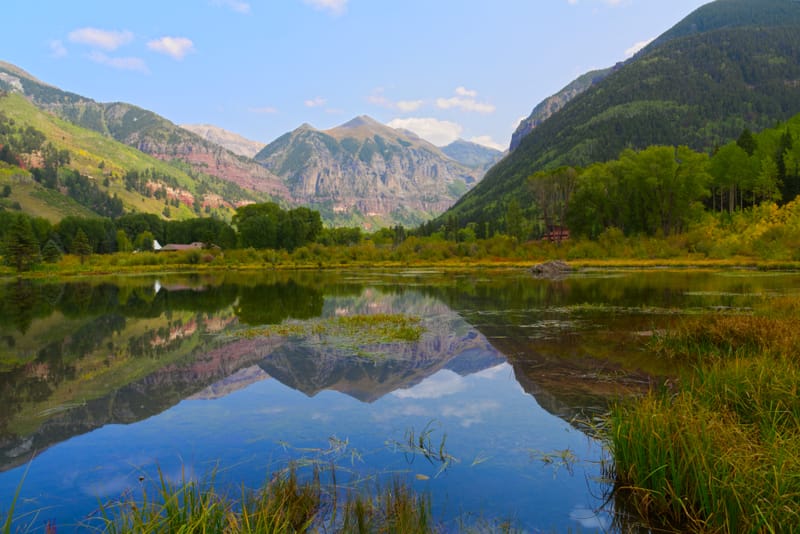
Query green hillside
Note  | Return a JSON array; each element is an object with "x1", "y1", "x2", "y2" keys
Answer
[
  {"x1": 0, "y1": 92, "x2": 256, "y2": 222},
  {"x1": 442, "y1": 0, "x2": 800, "y2": 229}
]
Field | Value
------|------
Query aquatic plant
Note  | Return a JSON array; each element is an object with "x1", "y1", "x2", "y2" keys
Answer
[
  {"x1": 90, "y1": 465, "x2": 435, "y2": 533},
  {"x1": 240, "y1": 313, "x2": 425, "y2": 359},
  {"x1": 609, "y1": 295, "x2": 800, "y2": 532}
]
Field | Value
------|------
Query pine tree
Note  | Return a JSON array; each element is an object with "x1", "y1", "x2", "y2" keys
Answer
[
  {"x1": 4, "y1": 216, "x2": 40, "y2": 272},
  {"x1": 72, "y1": 228, "x2": 93, "y2": 264},
  {"x1": 41, "y1": 239, "x2": 63, "y2": 263}
]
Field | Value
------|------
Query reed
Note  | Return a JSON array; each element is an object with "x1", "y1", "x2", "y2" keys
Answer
[
  {"x1": 90, "y1": 466, "x2": 435, "y2": 533},
  {"x1": 610, "y1": 296, "x2": 800, "y2": 532},
  {"x1": 340, "y1": 479, "x2": 432, "y2": 534}
]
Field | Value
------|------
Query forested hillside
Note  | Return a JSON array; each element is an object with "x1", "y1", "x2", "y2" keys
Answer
[{"x1": 442, "y1": 0, "x2": 800, "y2": 230}]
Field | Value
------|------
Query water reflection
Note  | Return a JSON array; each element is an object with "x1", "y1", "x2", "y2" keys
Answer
[{"x1": 2, "y1": 269, "x2": 799, "y2": 531}]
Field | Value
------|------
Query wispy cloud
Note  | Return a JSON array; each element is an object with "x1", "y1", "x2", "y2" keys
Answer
[
  {"x1": 392, "y1": 370, "x2": 467, "y2": 400},
  {"x1": 89, "y1": 51, "x2": 149, "y2": 74},
  {"x1": 455, "y1": 86, "x2": 477, "y2": 98},
  {"x1": 211, "y1": 0, "x2": 251, "y2": 14},
  {"x1": 248, "y1": 106, "x2": 278, "y2": 114},
  {"x1": 387, "y1": 117, "x2": 463, "y2": 146},
  {"x1": 624, "y1": 37, "x2": 654, "y2": 58},
  {"x1": 304, "y1": 97, "x2": 327, "y2": 108},
  {"x1": 68, "y1": 27, "x2": 133, "y2": 51},
  {"x1": 147, "y1": 36, "x2": 195, "y2": 60},
  {"x1": 368, "y1": 88, "x2": 424, "y2": 113},
  {"x1": 436, "y1": 87, "x2": 495, "y2": 114},
  {"x1": 303, "y1": 0, "x2": 348, "y2": 16},
  {"x1": 49, "y1": 40, "x2": 68, "y2": 58},
  {"x1": 441, "y1": 400, "x2": 501, "y2": 428}
]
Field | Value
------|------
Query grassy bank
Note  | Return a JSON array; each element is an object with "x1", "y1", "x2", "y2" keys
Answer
[
  {"x1": 3, "y1": 243, "x2": 800, "y2": 282},
  {"x1": 609, "y1": 295, "x2": 800, "y2": 532}
]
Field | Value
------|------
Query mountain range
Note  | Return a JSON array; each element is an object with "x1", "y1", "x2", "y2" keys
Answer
[
  {"x1": 0, "y1": 61, "x2": 500, "y2": 227},
  {"x1": 254, "y1": 116, "x2": 487, "y2": 227},
  {"x1": 442, "y1": 0, "x2": 800, "y2": 228}
]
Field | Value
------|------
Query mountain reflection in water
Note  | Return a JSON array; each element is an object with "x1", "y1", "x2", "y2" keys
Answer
[{"x1": 4, "y1": 269, "x2": 789, "y2": 531}]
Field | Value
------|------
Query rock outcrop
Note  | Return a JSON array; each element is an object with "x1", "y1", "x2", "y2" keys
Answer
[{"x1": 254, "y1": 116, "x2": 484, "y2": 226}]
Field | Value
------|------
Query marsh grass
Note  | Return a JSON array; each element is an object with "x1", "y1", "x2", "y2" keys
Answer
[
  {"x1": 341, "y1": 480, "x2": 432, "y2": 534},
  {"x1": 610, "y1": 294, "x2": 800, "y2": 532},
  {"x1": 91, "y1": 466, "x2": 434, "y2": 533},
  {"x1": 240, "y1": 314, "x2": 425, "y2": 358}
]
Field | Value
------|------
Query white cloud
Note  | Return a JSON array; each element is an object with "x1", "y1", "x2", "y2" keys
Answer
[
  {"x1": 49, "y1": 40, "x2": 67, "y2": 58},
  {"x1": 441, "y1": 400, "x2": 501, "y2": 428},
  {"x1": 248, "y1": 106, "x2": 278, "y2": 114},
  {"x1": 305, "y1": 96, "x2": 327, "y2": 108},
  {"x1": 570, "y1": 507, "x2": 611, "y2": 530},
  {"x1": 436, "y1": 88, "x2": 495, "y2": 114},
  {"x1": 387, "y1": 117, "x2": 463, "y2": 146},
  {"x1": 368, "y1": 88, "x2": 424, "y2": 113},
  {"x1": 624, "y1": 37, "x2": 654, "y2": 58},
  {"x1": 68, "y1": 28, "x2": 133, "y2": 51},
  {"x1": 367, "y1": 89, "x2": 391, "y2": 108},
  {"x1": 89, "y1": 51, "x2": 149, "y2": 74},
  {"x1": 392, "y1": 370, "x2": 467, "y2": 400},
  {"x1": 212, "y1": 0, "x2": 251, "y2": 13},
  {"x1": 396, "y1": 100, "x2": 424, "y2": 112},
  {"x1": 455, "y1": 86, "x2": 477, "y2": 98},
  {"x1": 147, "y1": 37, "x2": 195, "y2": 60},
  {"x1": 469, "y1": 136, "x2": 505, "y2": 151},
  {"x1": 303, "y1": 0, "x2": 348, "y2": 15}
]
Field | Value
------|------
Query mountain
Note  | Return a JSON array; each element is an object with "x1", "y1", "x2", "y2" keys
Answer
[
  {"x1": 442, "y1": 0, "x2": 800, "y2": 228},
  {"x1": 509, "y1": 67, "x2": 614, "y2": 152},
  {"x1": 181, "y1": 124, "x2": 266, "y2": 159},
  {"x1": 254, "y1": 116, "x2": 484, "y2": 227},
  {"x1": 0, "y1": 92, "x2": 261, "y2": 221},
  {"x1": 0, "y1": 61, "x2": 288, "y2": 202},
  {"x1": 441, "y1": 139, "x2": 504, "y2": 170}
]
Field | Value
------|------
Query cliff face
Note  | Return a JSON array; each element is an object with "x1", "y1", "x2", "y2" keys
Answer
[
  {"x1": 100, "y1": 103, "x2": 288, "y2": 198},
  {"x1": 181, "y1": 124, "x2": 266, "y2": 159},
  {"x1": 509, "y1": 67, "x2": 614, "y2": 151},
  {"x1": 255, "y1": 116, "x2": 483, "y2": 226}
]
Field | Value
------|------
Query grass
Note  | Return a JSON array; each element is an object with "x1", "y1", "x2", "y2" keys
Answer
[
  {"x1": 239, "y1": 313, "x2": 425, "y2": 358},
  {"x1": 89, "y1": 466, "x2": 433, "y2": 534},
  {"x1": 608, "y1": 294, "x2": 800, "y2": 532}
]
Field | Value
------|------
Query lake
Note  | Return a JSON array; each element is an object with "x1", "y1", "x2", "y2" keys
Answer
[{"x1": 2, "y1": 268, "x2": 798, "y2": 532}]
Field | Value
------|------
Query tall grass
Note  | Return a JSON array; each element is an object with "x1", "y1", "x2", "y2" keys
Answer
[
  {"x1": 92, "y1": 466, "x2": 433, "y2": 533},
  {"x1": 609, "y1": 296, "x2": 800, "y2": 532}
]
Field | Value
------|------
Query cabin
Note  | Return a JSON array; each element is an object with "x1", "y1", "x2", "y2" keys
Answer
[
  {"x1": 543, "y1": 227, "x2": 570, "y2": 242},
  {"x1": 157, "y1": 242, "x2": 206, "y2": 252}
]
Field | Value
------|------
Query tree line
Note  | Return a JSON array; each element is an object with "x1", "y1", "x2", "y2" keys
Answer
[
  {"x1": 1, "y1": 201, "x2": 356, "y2": 271},
  {"x1": 502, "y1": 112, "x2": 800, "y2": 241}
]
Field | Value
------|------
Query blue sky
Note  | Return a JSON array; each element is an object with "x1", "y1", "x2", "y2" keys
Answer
[{"x1": 4, "y1": 0, "x2": 709, "y2": 150}]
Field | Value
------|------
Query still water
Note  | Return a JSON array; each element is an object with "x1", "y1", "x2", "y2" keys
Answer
[{"x1": 1, "y1": 268, "x2": 798, "y2": 532}]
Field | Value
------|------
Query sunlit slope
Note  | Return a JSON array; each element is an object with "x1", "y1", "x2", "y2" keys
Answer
[{"x1": 0, "y1": 93, "x2": 236, "y2": 221}]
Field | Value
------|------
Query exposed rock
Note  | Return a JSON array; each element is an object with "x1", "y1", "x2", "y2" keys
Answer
[
  {"x1": 530, "y1": 260, "x2": 572, "y2": 279},
  {"x1": 254, "y1": 116, "x2": 484, "y2": 226},
  {"x1": 509, "y1": 67, "x2": 614, "y2": 151},
  {"x1": 181, "y1": 123, "x2": 266, "y2": 159}
]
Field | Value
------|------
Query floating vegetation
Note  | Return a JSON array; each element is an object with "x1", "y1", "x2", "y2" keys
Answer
[
  {"x1": 529, "y1": 448, "x2": 578, "y2": 476},
  {"x1": 238, "y1": 313, "x2": 425, "y2": 359},
  {"x1": 386, "y1": 421, "x2": 459, "y2": 479}
]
